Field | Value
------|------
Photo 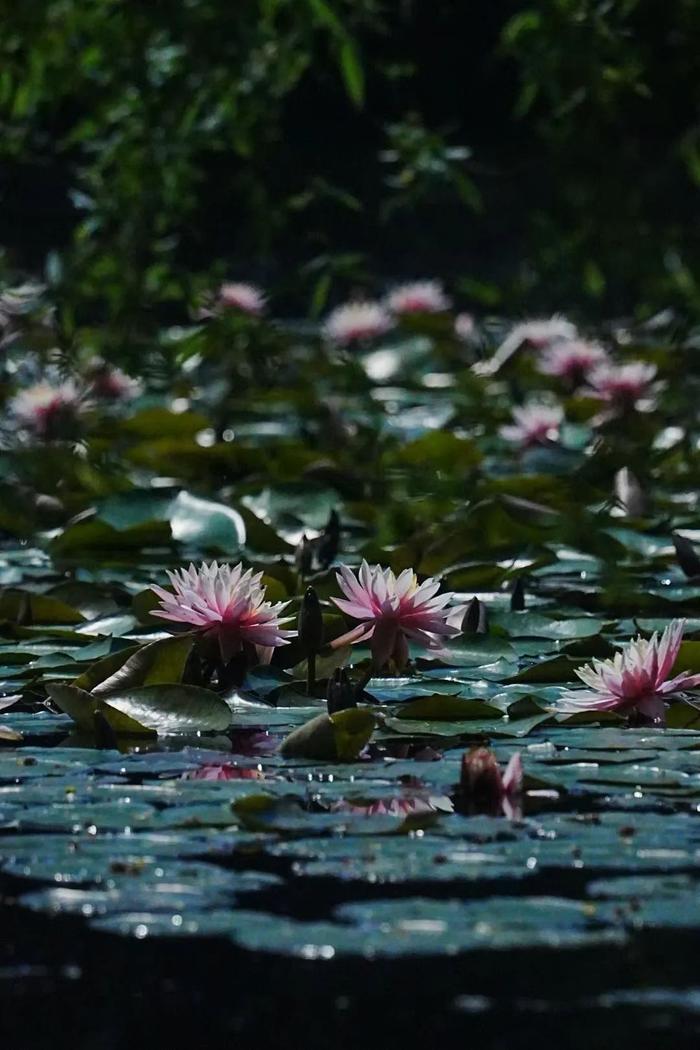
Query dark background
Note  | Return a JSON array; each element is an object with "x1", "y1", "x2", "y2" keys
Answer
[{"x1": 1, "y1": 0, "x2": 699, "y2": 327}]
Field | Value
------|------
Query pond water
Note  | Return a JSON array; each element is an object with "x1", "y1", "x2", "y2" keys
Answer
[
  {"x1": 2, "y1": 309, "x2": 700, "y2": 1047},
  {"x1": 4, "y1": 605, "x2": 700, "y2": 1048}
]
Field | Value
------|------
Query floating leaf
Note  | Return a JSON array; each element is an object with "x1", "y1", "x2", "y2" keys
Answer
[
  {"x1": 49, "y1": 681, "x2": 230, "y2": 735},
  {"x1": 395, "y1": 696, "x2": 502, "y2": 721},
  {"x1": 279, "y1": 708, "x2": 375, "y2": 760},
  {"x1": 168, "y1": 491, "x2": 246, "y2": 551},
  {"x1": 47, "y1": 683, "x2": 155, "y2": 737},
  {"x1": 87, "y1": 635, "x2": 195, "y2": 696}
]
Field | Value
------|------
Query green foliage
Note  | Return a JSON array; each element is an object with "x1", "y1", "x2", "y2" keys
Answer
[
  {"x1": 0, "y1": 0, "x2": 380, "y2": 331},
  {"x1": 502, "y1": 0, "x2": 700, "y2": 313},
  {"x1": 379, "y1": 116, "x2": 480, "y2": 221},
  {"x1": 2, "y1": 2, "x2": 700, "y2": 317}
]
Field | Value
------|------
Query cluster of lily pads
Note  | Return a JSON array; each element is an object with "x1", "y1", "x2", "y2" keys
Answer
[{"x1": 2, "y1": 273, "x2": 700, "y2": 963}]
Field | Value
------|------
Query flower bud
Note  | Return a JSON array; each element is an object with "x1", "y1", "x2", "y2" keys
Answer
[
  {"x1": 317, "y1": 509, "x2": 341, "y2": 569},
  {"x1": 672, "y1": 532, "x2": 700, "y2": 579},
  {"x1": 298, "y1": 586, "x2": 323, "y2": 656},
  {"x1": 295, "y1": 534, "x2": 314, "y2": 577},
  {"x1": 326, "y1": 667, "x2": 357, "y2": 715},
  {"x1": 510, "y1": 577, "x2": 525, "y2": 611},
  {"x1": 462, "y1": 596, "x2": 488, "y2": 634},
  {"x1": 459, "y1": 746, "x2": 503, "y2": 804},
  {"x1": 614, "y1": 467, "x2": 647, "y2": 517}
]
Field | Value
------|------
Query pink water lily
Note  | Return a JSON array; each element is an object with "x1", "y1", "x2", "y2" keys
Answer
[
  {"x1": 10, "y1": 380, "x2": 84, "y2": 437},
  {"x1": 385, "y1": 280, "x2": 451, "y2": 315},
  {"x1": 474, "y1": 315, "x2": 578, "y2": 377},
  {"x1": 505, "y1": 316, "x2": 578, "y2": 351},
  {"x1": 557, "y1": 620, "x2": 700, "y2": 723},
  {"x1": 330, "y1": 794, "x2": 453, "y2": 818},
  {"x1": 331, "y1": 561, "x2": 466, "y2": 669},
  {"x1": 323, "y1": 301, "x2": 394, "y2": 345},
  {"x1": 500, "y1": 403, "x2": 563, "y2": 447},
  {"x1": 459, "y1": 747, "x2": 523, "y2": 819},
  {"x1": 182, "y1": 763, "x2": 264, "y2": 782},
  {"x1": 151, "y1": 561, "x2": 294, "y2": 663},
  {"x1": 88, "y1": 362, "x2": 142, "y2": 400},
  {"x1": 217, "y1": 282, "x2": 266, "y2": 315},
  {"x1": 587, "y1": 361, "x2": 656, "y2": 404},
  {"x1": 537, "y1": 339, "x2": 608, "y2": 382}
]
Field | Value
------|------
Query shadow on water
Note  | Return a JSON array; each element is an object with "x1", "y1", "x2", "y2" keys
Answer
[{"x1": 2, "y1": 890, "x2": 700, "y2": 1050}]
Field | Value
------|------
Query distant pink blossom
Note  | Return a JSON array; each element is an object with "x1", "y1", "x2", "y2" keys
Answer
[
  {"x1": 557, "y1": 620, "x2": 700, "y2": 724},
  {"x1": 454, "y1": 312, "x2": 475, "y2": 341},
  {"x1": 331, "y1": 561, "x2": 466, "y2": 670},
  {"x1": 500, "y1": 403, "x2": 563, "y2": 447},
  {"x1": 385, "y1": 280, "x2": 451, "y2": 315},
  {"x1": 459, "y1": 747, "x2": 523, "y2": 819},
  {"x1": 331, "y1": 794, "x2": 453, "y2": 818},
  {"x1": 474, "y1": 315, "x2": 578, "y2": 376},
  {"x1": 537, "y1": 339, "x2": 608, "y2": 382},
  {"x1": 587, "y1": 361, "x2": 657, "y2": 404},
  {"x1": 505, "y1": 316, "x2": 577, "y2": 351},
  {"x1": 88, "y1": 363, "x2": 142, "y2": 400},
  {"x1": 9, "y1": 380, "x2": 83, "y2": 437},
  {"x1": 217, "y1": 282, "x2": 266, "y2": 316},
  {"x1": 151, "y1": 561, "x2": 294, "y2": 663},
  {"x1": 323, "y1": 301, "x2": 394, "y2": 345},
  {"x1": 182, "y1": 763, "x2": 264, "y2": 782}
]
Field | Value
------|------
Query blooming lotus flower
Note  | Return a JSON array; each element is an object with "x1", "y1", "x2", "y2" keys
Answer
[
  {"x1": 151, "y1": 561, "x2": 294, "y2": 663},
  {"x1": 537, "y1": 339, "x2": 608, "y2": 382},
  {"x1": 385, "y1": 280, "x2": 451, "y2": 315},
  {"x1": 323, "y1": 301, "x2": 394, "y2": 345},
  {"x1": 9, "y1": 380, "x2": 84, "y2": 438},
  {"x1": 587, "y1": 361, "x2": 657, "y2": 404},
  {"x1": 557, "y1": 620, "x2": 700, "y2": 724},
  {"x1": 217, "y1": 282, "x2": 266, "y2": 316},
  {"x1": 458, "y1": 747, "x2": 523, "y2": 819},
  {"x1": 500, "y1": 403, "x2": 564, "y2": 447},
  {"x1": 331, "y1": 561, "x2": 466, "y2": 670},
  {"x1": 454, "y1": 312, "x2": 475, "y2": 341}
]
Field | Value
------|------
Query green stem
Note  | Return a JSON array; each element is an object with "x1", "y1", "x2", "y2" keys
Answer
[{"x1": 306, "y1": 652, "x2": 316, "y2": 696}]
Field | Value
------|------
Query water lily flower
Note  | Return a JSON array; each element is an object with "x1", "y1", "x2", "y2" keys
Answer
[
  {"x1": 458, "y1": 747, "x2": 523, "y2": 819},
  {"x1": 331, "y1": 561, "x2": 466, "y2": 670},
  {"x1": 474, "y1": 315, "x2": 578, "y2": 375},
  {"x1": 500, "y1": 402, "x2": 564, "y2": 447},
  {"x1": 323, "y1": 301, "x2": 394, "y2": 345},
  {"x1": 385, "y1": 280, "x2": 451, "y2": 315},
  {"x1": 506, "y1": 316, "x2": 578, "y2": 350},
  {"x1": 87, "y1": 362, "x2": 142, "y2": 400},
  {"x1": 557, "y1": 620, "x2": 700, "y2": 724},
  {"x1": 454, "y1": 312, "x2": 475, "y2": 341},
  {"x1": 151, "y1": 561, "x2": 295, "y2": 663},
  {"x1": 9, "y1": 380, "x2": 84, "y2": 438},
  {"x1": 331, "y1": 794, "x2": 453, "y2": 818},
  {"x1": 587, "y1": 361, "x2": 657, "y2": 404},
  {"x1": 537, "y1": 339, "x2": 608, "y2": 382},
  {"x1": 182, "y1": 763, "x2": 264, "y2": 782},
  {"x1": 217, "y1": 282, "x2": 266, "y2": 315}
]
